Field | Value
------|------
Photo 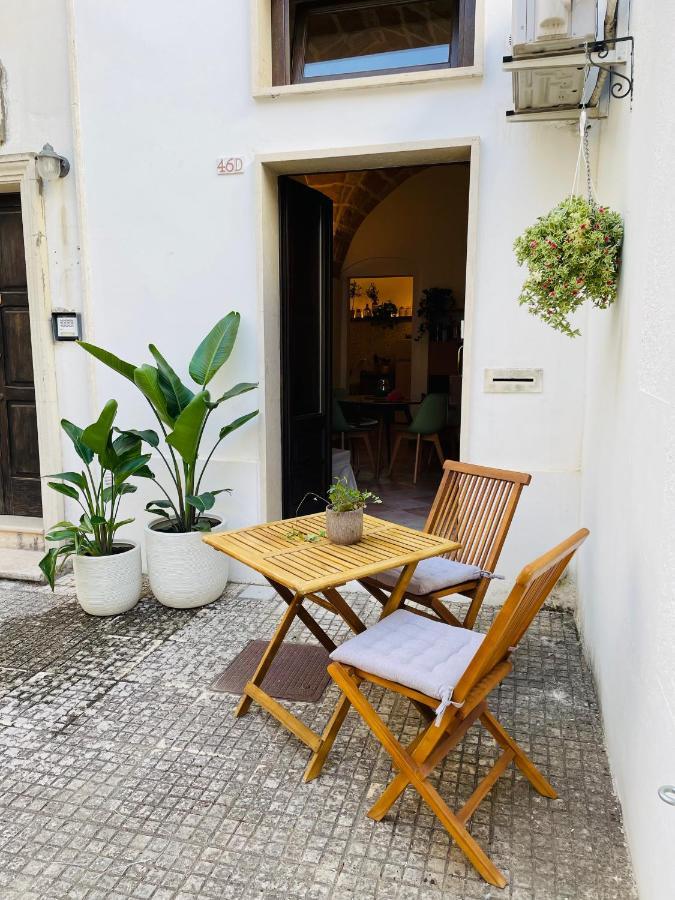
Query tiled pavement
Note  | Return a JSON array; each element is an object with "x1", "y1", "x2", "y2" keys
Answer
[{"x1": 0, "y1": 576, "x2": 636, "y2": 900}]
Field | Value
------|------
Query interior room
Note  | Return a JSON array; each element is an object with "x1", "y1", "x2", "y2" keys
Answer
[{"x1": 292, "y1": 162, "x2": 470, "y2": 527}]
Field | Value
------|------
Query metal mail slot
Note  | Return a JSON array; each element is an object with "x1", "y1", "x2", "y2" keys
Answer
[{"x1": 483, "y1": 368, "x2": 543, "y2": 394}]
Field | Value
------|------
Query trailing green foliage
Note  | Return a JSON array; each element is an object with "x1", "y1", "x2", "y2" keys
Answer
[
  {"x1": 78, "y1": 313, "x2": 259, "y2": 533},
  {"x1": 327, "y1": 477, "x2": 381, "y2": 513},
  {"x1": 39, "y1": 401, "x2": 153, "y2": 589},
  {"x1": 514, "y1": 196, "x2": 624, "y2": 338}
]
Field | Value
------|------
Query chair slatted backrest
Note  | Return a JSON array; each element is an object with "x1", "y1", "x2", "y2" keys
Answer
[
  {"x1": 424, "y1": 461, "x2": 532, "y2": 572},
  {"x1": 452, "y1": 528, "x2": 589, "y2": 703}
]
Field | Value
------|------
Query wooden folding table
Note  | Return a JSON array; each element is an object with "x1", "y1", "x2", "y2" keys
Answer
[{"x1": 203, "y1": 512, "x2": 460, "y2": 781}]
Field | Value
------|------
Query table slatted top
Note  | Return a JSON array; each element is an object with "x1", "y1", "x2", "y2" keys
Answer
[{"x1": 203, "y1": 513, "x2": 460, "y2": 595}]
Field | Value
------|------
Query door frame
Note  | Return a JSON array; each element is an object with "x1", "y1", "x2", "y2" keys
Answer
[
  {"x1": 0, "y1": 153, "x2": 63, "y2": 527},
  {"x1": 255, "y1": 137, "x2": 480, "y2": 521}
]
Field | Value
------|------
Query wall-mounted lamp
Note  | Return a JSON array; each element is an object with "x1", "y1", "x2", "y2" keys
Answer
[{"x1": 36, "y1": 143, "x2": 70, "y2": 181}]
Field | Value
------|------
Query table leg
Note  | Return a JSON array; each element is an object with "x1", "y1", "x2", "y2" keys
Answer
[
  {"x1": 321, "y1": 588, "x2": 366, "y2": 634},
  {"x1": 235, "y1": 590, "x2": 302, "y2": 718}
]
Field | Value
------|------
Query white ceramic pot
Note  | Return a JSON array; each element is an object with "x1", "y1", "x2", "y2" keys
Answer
[
  {"x1": 325, "y1": 507, "x2": 364, "y2": 545},
  {"x1": 145, "y1": 517, "x2": 230, "y2": 609},
  {"x1": 73, "y1": 542, "x2": 142, "y2": 616}
]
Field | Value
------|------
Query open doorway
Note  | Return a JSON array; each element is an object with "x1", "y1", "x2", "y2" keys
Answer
[{"x1": 279, "y1": 161, "x2": 470, "y2": 527}]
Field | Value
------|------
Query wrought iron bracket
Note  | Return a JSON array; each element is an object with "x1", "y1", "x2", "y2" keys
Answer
[{"x1": 585, "y1": 35, "x2": 635, "y2": 102}]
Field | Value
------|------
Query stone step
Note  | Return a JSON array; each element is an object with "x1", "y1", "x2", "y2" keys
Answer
[
  {"x1": 0, "y1": 516, "x2": 44, "y2": 551},
  {"x1": 0, "y1": 547, "x2": 46, "y2": 582}
]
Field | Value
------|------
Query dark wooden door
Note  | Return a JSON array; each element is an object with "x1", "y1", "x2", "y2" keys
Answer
[
  {"x1": 0, "y1": 194, "x2": 41, "y2": 517},
  {"x1": 279, "y1": 177, "x2": 332, "y2": 517}
]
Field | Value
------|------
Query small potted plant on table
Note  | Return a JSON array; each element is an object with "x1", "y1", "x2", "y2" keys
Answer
[
  {"x1": 79, "y1": 313, "x2": 258, "y2": 609},
  {"x1": 39, "y1": 400, "x2": 152, "y2": 615},
  {"x1": 325, "y1": 478, "x2": 381, "y2": 546}
]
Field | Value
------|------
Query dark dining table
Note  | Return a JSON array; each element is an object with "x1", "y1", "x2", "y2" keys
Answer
[{"x1": 338, "y1": 395, "x2": 417, "y2": 478}]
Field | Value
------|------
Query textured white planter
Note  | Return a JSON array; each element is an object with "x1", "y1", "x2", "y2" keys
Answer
[
  {"x1": 325, "y1": 507, "x2": 364, "y2": 545},
  {"x1": 145, "y1": 517, "x2": 229, "y2": 609},
  {"x1": 73, "y1": 542, "x2": 142, "y2": 616}
]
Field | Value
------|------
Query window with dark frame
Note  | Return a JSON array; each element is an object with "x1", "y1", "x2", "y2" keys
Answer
[{"x1": 271, "y1": 0, "x2": 476, "y2": 86}]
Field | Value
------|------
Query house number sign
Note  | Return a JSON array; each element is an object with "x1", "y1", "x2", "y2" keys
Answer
[{"x1": 216, "y1": 157, "x2": 245, "y2": 175}]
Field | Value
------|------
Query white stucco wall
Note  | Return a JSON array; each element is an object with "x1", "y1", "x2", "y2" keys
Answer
[
  {"x1": 577, "y1": 4, "x2": 675, "y2": 897},
  {"x1": 2, "y1": 1, "x2": 587, "y2": 584}
]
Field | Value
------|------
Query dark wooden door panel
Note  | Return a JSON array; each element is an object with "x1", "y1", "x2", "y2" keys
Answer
[
  {"x1": 2, "y1": 302, "x2": 34, "y2": 385},
  {"x1": 279, "y1": 177, "x2": 332, "y2": 517},
  {"x1": 0, "y1": 194, "x2": 42, "y2": 517},
  {"x1": 8, "y1": 403, "x2": 40, "y2": 475},
  {"x1": 0, "y1": 195, "x2": 27, "y2": 288}
]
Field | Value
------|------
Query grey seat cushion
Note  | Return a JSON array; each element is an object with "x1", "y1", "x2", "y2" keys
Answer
[
  {"x1": 373, "y1": 557, "x2": 488, "y2": 595},
  {"x1": 330, "y1": 609, "x2": 484, "y2": 720}
]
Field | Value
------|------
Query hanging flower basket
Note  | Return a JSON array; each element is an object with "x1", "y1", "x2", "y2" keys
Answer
[{"x1": 514, "y1": 196, "x2": 623, "y2": 338}]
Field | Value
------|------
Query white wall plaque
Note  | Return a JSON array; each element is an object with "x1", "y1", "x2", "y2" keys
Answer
[{"x1": 483, "y1": 368, "x2": 543, "y2": 393}]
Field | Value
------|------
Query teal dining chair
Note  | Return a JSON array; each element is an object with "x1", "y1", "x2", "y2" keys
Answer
[
  {"x1": 332, "y1": 399, "x2": 376, "y2": 476},
  {"x1": 388, "y1": 393, "x2": 448, "y2": 483}
]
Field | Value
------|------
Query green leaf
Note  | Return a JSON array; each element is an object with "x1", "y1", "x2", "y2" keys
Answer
[
  {"x1": 79, "y1": 514, "x2": 93, "y2": 533},
  {"x1": 45, "y1": 527, "x2": 80, "y2": 542},
  {"x1": 77, "y1": 341, "x2": 137, "y2": 382},
  {"x1": 189, "y1": 312, "x2": 240, "y2": 386},
  {"x1": 114, "y1": 453, "x2": 152, "y2": 485},
  {"x1": 61, "y1": 419, "x2": 94, "y2": 464},
  {"x1": 111, "y1": 518, "x2": 134, "y2": 532},
  {"x1": 149, "y1": 344, "x2": 194, "y2": 419},
  {"x1": 47, "y1": 471, "x2": 87, "y2": 491},
  {"x1": 90, "y1": 515, "x2": 106, "y2": 525},
  {"x1": 81, "y1": 400, "x2": 118, "y2": 455},
  {"x1": 166, "y1": 392, "x2": 209, "y2": 465},
  {"x1": 218, "y1": 409, "x2": 259, "y2": 441},
  {"x1": 186, "y1": 489, "x2": 230, "y2": 513},
  {"x1": 192, "y1": 519, "x2": 213, "y2": 532},
  {"x1": 48, "y1": 481, "x2": 79, "y2": 500},
  {"x1": 134, "y1": 466, "x2": 155, "y2": 480},
  {"x1": 115, "y1": 482, "x2": 138, "y2": 496},
  {"x1": 208, "y1": 382, "x2": 258, "y2": 408},
  {"x1": 134, "y1": 365, "x2": 174, "y2": 426},
  {"x1": 112, "y1": 430, "x2": 142, "y2": 459},
  {"x1": 146, "y1": 503, "x2": 171, "y2": 519},
  {"x1": 39, "y1": 546, "x2": 74, "y2": 590},
  {"x1": 117, "y1": 428, "x2": 160, "y2": 448}
]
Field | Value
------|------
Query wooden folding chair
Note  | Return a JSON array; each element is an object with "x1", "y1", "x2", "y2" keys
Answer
[
  {"x1": 325, "y1": 529, "x2": 589, "y2": 888},
  {"x1": 360, "y1": 460, "x2": 532, "y2": 629}
]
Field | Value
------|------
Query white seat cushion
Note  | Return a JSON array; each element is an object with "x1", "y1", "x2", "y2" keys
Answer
[
  {"x1": 330, "y1": 610, "x2": 484, "y2": 716},
  {"x1": 373, "y1": 557, "x2": 486, "y2": 595}
]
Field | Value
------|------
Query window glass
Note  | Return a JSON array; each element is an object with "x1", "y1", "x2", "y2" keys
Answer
[{"x1": 301, "y1": 1, "x2": 454, "y2": 80}]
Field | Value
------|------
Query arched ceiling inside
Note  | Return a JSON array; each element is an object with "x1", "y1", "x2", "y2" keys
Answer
[{"x1": 294, "y1": 166, "x2": 425, "y2": 269}]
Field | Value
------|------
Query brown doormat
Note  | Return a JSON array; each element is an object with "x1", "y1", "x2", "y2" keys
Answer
[{"x1": 210, "y1": 641, "x2": 331, "y2": 703}]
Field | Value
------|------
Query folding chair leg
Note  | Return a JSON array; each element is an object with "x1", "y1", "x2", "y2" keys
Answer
[
  {"x1": 329, "y1": 664, "x2": 507, "y2": 889},
  {"x1": 368, "y1": 702, "x2": 484, "y2": 821},
  {"x1": 388, "y1": 432, "x2": 404, "y2": 477},
  {"x1": 413, "y1": 434, "x2": 422, "y2": 484},
  {"x1": 360, "y1": 433, "x2": 376, "y2": 475},
  {"x1": 480, "y1": 709, "x2": 557, "y2": 798},
  {"x1": 431, "y1": 434, "x2": 445, "y2": 468}
]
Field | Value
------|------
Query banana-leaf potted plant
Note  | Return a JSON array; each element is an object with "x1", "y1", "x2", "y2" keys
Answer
[
  {"x1": 39, "y1": 400, "x2": 152, "y2": 615},
  {"x1": 325, "y1": 478, "x2": 381, "y2": 546},
  {"x1": 79, "y1": 313, "x2": 258, "y2": 609}
]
